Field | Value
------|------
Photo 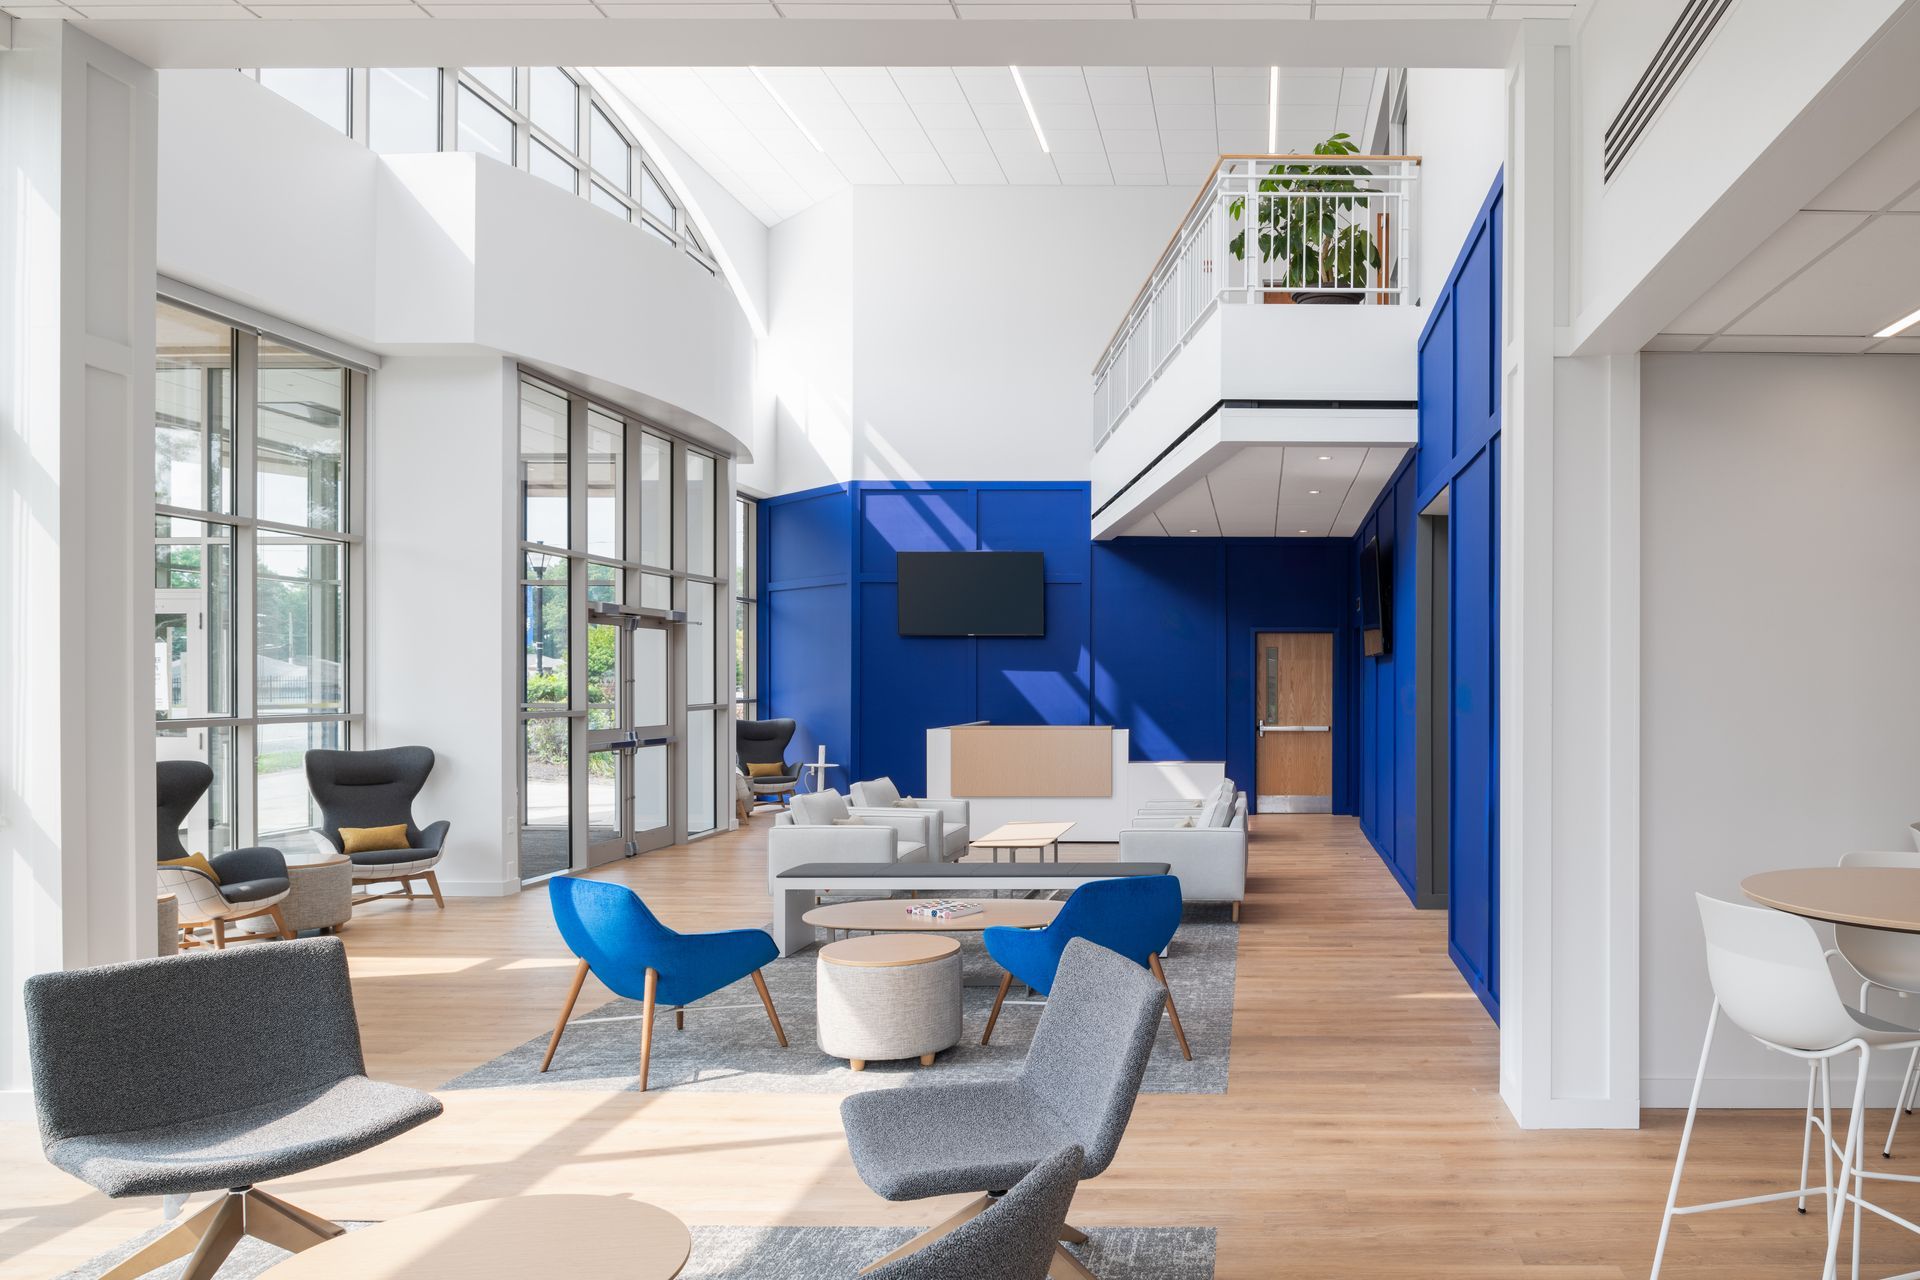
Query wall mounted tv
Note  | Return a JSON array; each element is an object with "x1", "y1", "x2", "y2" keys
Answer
[
  {"x1": 897, "y1": 551, "x2": 1046, "y2": 637},
  {"x1": 1360, "y1": 536, "x2": 1391, "y2": 658}
]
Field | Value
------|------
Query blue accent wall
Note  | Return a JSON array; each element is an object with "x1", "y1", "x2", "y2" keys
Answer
[
  {"x1": 1347, "y1": 169, "x2": 1503, "y2": 1020},
  {"x1": 761, "y1": 481, "x2": 1353, "y2": 810}
]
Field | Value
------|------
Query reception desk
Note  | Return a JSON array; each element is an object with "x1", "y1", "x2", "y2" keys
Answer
[{"x1": 926, "y1": 725, "x2": 1226, "y2": 843}]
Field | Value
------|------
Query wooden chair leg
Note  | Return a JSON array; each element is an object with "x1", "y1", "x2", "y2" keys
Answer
[
  {"x1": 243, "y1": 1188, "x2": 343, "y2": 1253},
  {"x1": 1050, "y1": 1242, "x2": 1101, "y2": 1280},
  {"x1": 176, "y1": 1192, "x2": 246, "y2": 1280},
  {"x1": 98, "y1": 1194, "x2": 227, "y2": 1280},
  {"x1": 751, "y1": 969, "x2": 789, "y2": 1047},
  {"x1": 1232, "y1": 900, "x2": 1242, "y2": 923},
  {"x1": 540, "y1": 959, "x2": 592, "y2": 1073},
  {"x1": 981, "y1": 971, "x2": 1014, "y2": 1045},
  {"x1": 1147, "y1": 954, "x2": 1193, "y2": 1061},
  {"x1": 675, "y1": 1007, "x2": 685, "y2": 1032},
  {"x1": 637, "y1": 966, "x2": 659, "y2": 1092},
  {"x1": 859, "y1": 1195, "x2": 994, "y2": 1274},
  {"x1": 210, "y1": 918, "x2": 227, "y2": 950},
  {"x1": 424, "y1": 870, "x2": 445, "y2": 908},
  {"x1": 1058, "y1": 1223, "x2": 1090, "y2": 1244},
  {"x1": 268, "y1": 904, "x2": 294, "y2": 940}
]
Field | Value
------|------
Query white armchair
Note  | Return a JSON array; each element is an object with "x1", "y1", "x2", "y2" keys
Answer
[
  {"x1": 767, "y1": 790, "x2": 935, "y2": 896},
  {"x1": 1118, "y1": 789, "x2": 1248, "y2": 921},
  {"x1": 849, "y1": 776, "x2": 969, "y2": 860}
]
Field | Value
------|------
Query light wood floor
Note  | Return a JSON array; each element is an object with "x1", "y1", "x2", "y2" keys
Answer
[{"x1": 4, "y1": 814, "x2": 1916, "y2": 1278}]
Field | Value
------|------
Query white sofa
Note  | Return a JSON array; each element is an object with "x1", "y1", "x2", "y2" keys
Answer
[
  {"x1": 849, "y1": 776, "x2": 970, "y2": 860},
  {"x1": 1118, "y1": 787, "x2": 1249, "y2": 921},
  {"x1": 766, "y1": 790, "x2": 938, "y2": 895}
]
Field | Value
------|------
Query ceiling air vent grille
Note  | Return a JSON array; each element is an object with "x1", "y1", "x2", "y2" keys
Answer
[{"x1": 1602, "y1": 0, "x2": 1734, "y2": 182}]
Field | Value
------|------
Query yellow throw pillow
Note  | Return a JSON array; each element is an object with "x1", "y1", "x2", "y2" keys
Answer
[
  {"x1": 340, "y1": 823, "x2": 411, "y2": 854},
  {"x1": 746, "y1": 762, "x2": 786, "y2": 778},
  {"x1": 158, "y1": 852, "x2": 220, "y2": 884}
]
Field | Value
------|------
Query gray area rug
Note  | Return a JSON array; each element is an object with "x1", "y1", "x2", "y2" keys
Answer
[
  {"x1": 443, "y1": 905, "x2": 1236, "y2": 1095},
  {"x1": 62, "y1": 1220, "x2": 1215, "y2": 1279}
]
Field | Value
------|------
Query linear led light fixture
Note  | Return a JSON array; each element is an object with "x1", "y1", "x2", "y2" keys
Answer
[
  {"x1": 1874, "y1": 304, "x2": 1920, "y2": 339},
  {"x1": 751, "y1": 66, "x2": 824, "y2": 153},
  {"x1": 1010, "y1": 65, "x2": 1050, "y2": 155},
  {"x1": 1268, "y1": 67, "x2": 1279, "y2": 152}
]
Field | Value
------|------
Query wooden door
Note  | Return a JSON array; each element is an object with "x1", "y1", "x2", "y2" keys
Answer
[{"x1": 1255, "y1": 632, "x2": 1333, "y2": 813}]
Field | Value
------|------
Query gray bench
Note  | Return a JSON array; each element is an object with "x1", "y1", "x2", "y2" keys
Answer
[{"x1": 772, "y1": 860, "x2": 1171, "y2": 956}]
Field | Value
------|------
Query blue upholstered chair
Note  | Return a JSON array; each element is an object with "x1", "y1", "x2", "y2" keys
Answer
[
  {"x1": 981, "y1": 874, "x2": 1192, "y2": 1060},
  {"x1": 542, "y1": 876, "x2": 788, "y2": 1090}
]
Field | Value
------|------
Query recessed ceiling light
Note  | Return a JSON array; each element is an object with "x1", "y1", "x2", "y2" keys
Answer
[
  {"x1": 1267, "y1": 67, "x2": 1279, "y2": 153},
  {"x1": 1187, "y1": 528, "x2": 1198, "y2": 533},
  {"x1": 1298, "y1": 529, "x2": 1309, "y2": 534},
  {"x1": 1318, "y1": 455, "x2": 1332, "y2": 461},
  {"x1": 751, "y1": 67, "x2": 824, "y2": 153},
  {"x1": 1010, "y1": 66, "x2": 1050, "y2": 155},
  {"x1": 1308, "y1": 489, "x2": 1320, "y2": 495},
  {"x1": 1875, "y1": 304, "x2": 1920, "y2": 339}
]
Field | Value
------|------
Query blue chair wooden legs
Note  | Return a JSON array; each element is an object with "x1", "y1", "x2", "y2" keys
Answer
[
  {"x1": 539, "y1": 961, "x2": 789, "y2": 1090},
  {"x1": 980, "y1": 955, "x2": 1192, "y2": 1060}
]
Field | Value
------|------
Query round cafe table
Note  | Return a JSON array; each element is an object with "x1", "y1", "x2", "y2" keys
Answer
[
  {"x1": 263, "y1": 1195, "x2": 691, "y2": 1279},
  {"x1": 1741, "y1": 867, "x2": 1920, "y2": 933}
]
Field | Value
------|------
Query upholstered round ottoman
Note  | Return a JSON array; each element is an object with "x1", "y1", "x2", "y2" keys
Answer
[
  {"x1": 816, "y1": 934, "x2": 962, "y2": 1071},
  {"x1": 242, "y1": 854, "x2": 353, "y2": 935}
]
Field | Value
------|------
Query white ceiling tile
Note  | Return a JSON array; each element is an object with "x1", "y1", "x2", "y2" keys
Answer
[
  {"x1": 1053, "y1": 151, "x2": 1112, "y2": 176},
  {"x1": 1215, "y1": 105, "x2": 1265, "y2": 132},
  {"x1": 1156, "y1": 478, "x2": 1221, "y2": 536},
  {"x1": 1163, "y1": 152, "x2": 1219, "y2": 184},
  {"x1": 944, "y1": 155, "x2": 1009, "y2": 183},
  {"x1": 926, "y1": 127, "x2": 995, "y2": 155},
  {"x1": 851, "y1": 100, "x2": 921, "y2": 130},
  {"x1": 887, "y1": 153, "x2": 955, "y2": 182},
  {"x1": 1317, "y1": 3, "x2": 1485, "y2": 15},
  {"x1": 1148, "y1": 73, "x2": 1216, "y2": 106},
  {"x1": 891, "y1": 69, "x2": 968, "y2": 104},
  {"x1": 1207, "y1": 447, "x2": 1284, "y2": 536},
  {"x1": 1047, "y1": 129, "x2": 1106, "y2": 155},
  {"x1": 1153, "y1": 104, "x2": 1215, "y2": 131},
  {"x1": 830, "y1": 71, "x2": 908, "y2": 104},
  {"x1": 255, "y1": 3, "x2": 423, "y2": 13},
  {"x1": 1157, "y1": 129, "x2": 1218, "y2": 153},
  {"x1": 1667, "y1": 211, "x2": 1865, "y2": 335},
  {"x1": 985, "y1": 128, "x2": 1047, "y2": 157},
  {"x1": 1211, "y1": 73, "x2": 1269, "y2": 106},
  {"x1": 1116, "y1": 172, "x2": 1173, "y2": 186},
  {"x1": 1087, "y1": 75, "x2": 1154, "y2": 107},
  {"x1": 1137, "y1": 4, "x2": 1310, "y2": 13},
  {"x1": 1020, "y1": 70, "x2": 1091, "y2": 106},
  {"x1": 956, "y1": 67, "x2": 1021, "y2": 104},
  {"x1": 1330, "y1": 447, "x2": 1404, "y2": 537},
  {"x1": 1728, "y1": 214, "x2": 1920, "y2": 337},
  {"x1": 1095, "y1": 103, "x2": 1158, "y2": 131},
  {"x1": 910, "y1": 101, "x2": 982, "y2": 130},
  {"x1": 1101, "y1": 129, "x2": 1164, "y2": 154},
  {"x1": 1217, "y1": 129, "x2": 1265, "y2": 153},
  {"x1": 784, "y1": 4, "x2": 954, "y2": 16},
  {"x1": 421, "y1": 4, "x2": 598, "y2": 14},
  {"x1": 999, "y1": 157, "x2": 1062, "y2": 184},
  {"x1": 1808, "y1": 109, "x2": 1920, "y2": 213},
  {"x1": 1868, "y1": 336, "x2": 1920, "y2": 354},
  {"x1": 868, "y1": 127, "x2": 936, "y2": 154},
  {"x1": 1109, "y1": 152, "x2": 1167, "y2": 176},
  {"x1": 971, "y1": 102, "x2": 1035, "y2": 130},
  {"x1": 1702, "y1": 334, "x2": 1877, "y2": 353}
]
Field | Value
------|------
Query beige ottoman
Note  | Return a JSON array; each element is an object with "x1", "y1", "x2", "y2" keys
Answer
[
  {"x1": 157, "y1": 894, "x2": 179, "y2": 956},
  {"x1": 242, "y1": 854, "x2": 353, "y2": 935},
  {"x1": 816, "y1": 934, "x2": 962, "y2": 1071}
]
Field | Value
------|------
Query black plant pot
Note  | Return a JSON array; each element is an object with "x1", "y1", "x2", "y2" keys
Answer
[{"x1": 1291, "y1": 291, "x2": 1364, "y2": 306}]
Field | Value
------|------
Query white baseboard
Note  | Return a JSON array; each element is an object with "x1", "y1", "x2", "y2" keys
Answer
[
  {"x1": 1643, "y1": 1073, "x2": 1915, "y2": 1110},
  {"x1": 439, "y1": 877, "x2": 521, "y2": 898},
  {"x1": 0, "y1": 1088, "x2": 37, "y2": 1124}
]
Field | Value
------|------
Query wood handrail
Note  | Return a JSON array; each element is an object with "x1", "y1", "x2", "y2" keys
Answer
[{"x1": 1092, "y1": 153, "x2": 1423, "y2": 375}]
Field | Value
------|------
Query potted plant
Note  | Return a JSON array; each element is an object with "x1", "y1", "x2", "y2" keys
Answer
[{"x1": 1228, "y1": 132, "x2": 1382, "y2": 305}]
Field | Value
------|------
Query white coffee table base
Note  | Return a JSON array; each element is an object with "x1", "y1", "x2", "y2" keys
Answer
[{"x1": 816, "y1": 934, "x2": 962, "y2": 1070}]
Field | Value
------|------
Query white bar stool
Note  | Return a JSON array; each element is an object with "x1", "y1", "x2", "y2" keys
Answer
[
  {"x1": 1832, "y1": 850, "x2": 1920, "y2": 1160},
  {"x1": 1655, "y1": 894, "x2": 1920, "y2": 1280}
]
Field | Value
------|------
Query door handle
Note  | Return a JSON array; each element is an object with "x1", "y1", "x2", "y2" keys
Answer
[{"x1": 1259, "y1": 724, "x2": 1330, "y2": 735}]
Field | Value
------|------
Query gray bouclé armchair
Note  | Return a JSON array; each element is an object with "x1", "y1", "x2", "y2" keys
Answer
[{"x1": 23, "y1": 938, "x2": 442, "y2": 1280}]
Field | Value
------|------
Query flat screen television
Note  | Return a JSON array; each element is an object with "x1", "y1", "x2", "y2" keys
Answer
[
  {"x1": 897, "y1": 551, "x2": 1045, "y2": 637},
  {"x1": 1360, "y1": 536, "x2": 1391, "y2": 658}
]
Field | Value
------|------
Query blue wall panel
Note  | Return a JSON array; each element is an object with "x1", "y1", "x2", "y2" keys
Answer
[
  {"x1": 1090, "y1": 539, "x2": 1227, "y2": 766},
  {"x1": 977, "y1": 581, "x2": 1092, "y2": 730},
  {"x1": 1416, "y1": 297, "x2": 1454, "y2": 498},
  {"x1": 978, "y1": 487, "x2": 1091, "y2": 580},
  {"x1": 1447, "y1": 446, "x2": 1499, "y2": 1018},
  {"x1": 859, "y1": 486, "x2": 974, "y2": 573},
  {"x1": 857, "y1": 580, "x2": 973, "y2": 798},
  {"x1": 1351, "y1": 455, "x2": 1420, "y2": 903},
  {"x1": 766, "y1": 582, "x2": 851, "y2": 775},
  {"x1": 768, "y1": 488, "x2": 853, "y2": 584}
]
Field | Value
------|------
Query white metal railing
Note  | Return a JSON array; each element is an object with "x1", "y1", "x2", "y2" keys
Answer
[{"x1": 1091, "y1": 153, "x2": 1420, "y2": 450}]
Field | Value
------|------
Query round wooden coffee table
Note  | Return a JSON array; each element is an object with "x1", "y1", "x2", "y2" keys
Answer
[
  {"x1": 1742, "y1": 867, "x2": 1920, "y2": 933},
  {"x1": 803, "y1": 897, "x2": 1061, "y2": 937},
  {"x1": 262, "y1": 1195, "x2": 691, "y2": 1279}
]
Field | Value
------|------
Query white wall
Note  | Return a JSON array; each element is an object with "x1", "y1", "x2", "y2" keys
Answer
[
  {"x1": 365, "y1": 357, "x2": 519, "y2": 895},
  {"x1": 1641, "y1": 351, "x2": 1920, "y2": 1105},
  {"x1": 1406, "y1": 68, "x2": 1506, "y2": 305},
  {"x1": 766, "y1": 184, "x2": 1190, "y2": 492},
  {"x1": 158, "y1": 70, "x2": 757, "y2": 459}
]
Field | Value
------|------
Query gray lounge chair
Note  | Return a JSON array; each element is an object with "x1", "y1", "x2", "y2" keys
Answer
[
  {"x1": 868, "y1": 1145, "x2": 1085, "y2": 1280},
  {"x1": 306, "y1": 745, "x2": 450, "y2": 908},
  {"x1": 23, "y1": 938, "x2": 442, "y2": 1280},
  {"x1": 841, "y1": 938, "x2": 1165, "y2": 1278}
]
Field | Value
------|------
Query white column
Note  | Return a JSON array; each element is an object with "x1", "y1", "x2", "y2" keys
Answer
[
  {"x1": 364, "y1": 355, "x2": 521, "y2": 896},
  {"x1": 1499, "y1": 21, "x2": 1643, "y2": 1129},
  {"x1": 0, "y1": 22, "x2": 160, "y2": 1112}
]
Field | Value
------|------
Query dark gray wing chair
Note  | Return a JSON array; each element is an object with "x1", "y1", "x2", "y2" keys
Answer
[
  {"x1": 23, "y1": 938, "x2": 441, "y2": 1280},
  {"x1": 305, "y1": 746, "x2": 449, "y2": 908},
  {"x1": 156, "y1": 760, "x2": 292, "y2": 947},
  {"x1": 840, "y1": 938, "x2": 1165, "y2": 1276},
  {"x1": 867, "y1": 1145, "x2": 1084, "y2": 1280},
  {"x1": 736, "y1": 717, "x2": 800, "y2": 807}
]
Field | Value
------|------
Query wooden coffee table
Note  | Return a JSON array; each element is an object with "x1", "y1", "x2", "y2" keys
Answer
[
  {"x1": 970, "y1": 821, "x2": 1076, "y2": 864},
  {"x1": 1742, "y1": 867, "x2": 1920, "y2": 933},
  {"x1": 803, "y1": 897, "x2": 1062, "y2": 936},
  {"x1": 262, "y1": 1195, "x2": 691, "y2": 1279}
]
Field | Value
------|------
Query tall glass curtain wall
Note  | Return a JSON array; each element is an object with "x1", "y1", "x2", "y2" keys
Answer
[
  {"x1": 251, "y1": 67, "x2": 718, "y2": 276},
  {"x1": 155, "y1": 300, "x2": 365, "y2": 859},
  {"x1": 516, "y1": 374, "x2": 727, "y2": 882}
]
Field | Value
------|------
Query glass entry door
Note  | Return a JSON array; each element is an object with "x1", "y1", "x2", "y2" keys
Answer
[{"x1": 586, "y1": 612, "x2": 674, "y2": 867}]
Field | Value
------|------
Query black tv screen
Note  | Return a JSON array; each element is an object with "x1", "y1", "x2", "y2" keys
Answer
[
  {"x1": 897, "y1": 552, "x2": 1045, "y2": 637},
  {"x1": 1360, "y1": 536, "x2": 1391, "y2": 658}
]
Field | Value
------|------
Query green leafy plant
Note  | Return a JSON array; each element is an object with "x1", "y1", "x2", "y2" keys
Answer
[{"x1": 1227, "y1": 133, "x2": 1382, "y2": 295}]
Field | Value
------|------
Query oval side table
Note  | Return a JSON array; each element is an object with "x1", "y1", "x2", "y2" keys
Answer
[{"x1": 816, "y1": 933, "x2": 963, "y2": 1071}]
